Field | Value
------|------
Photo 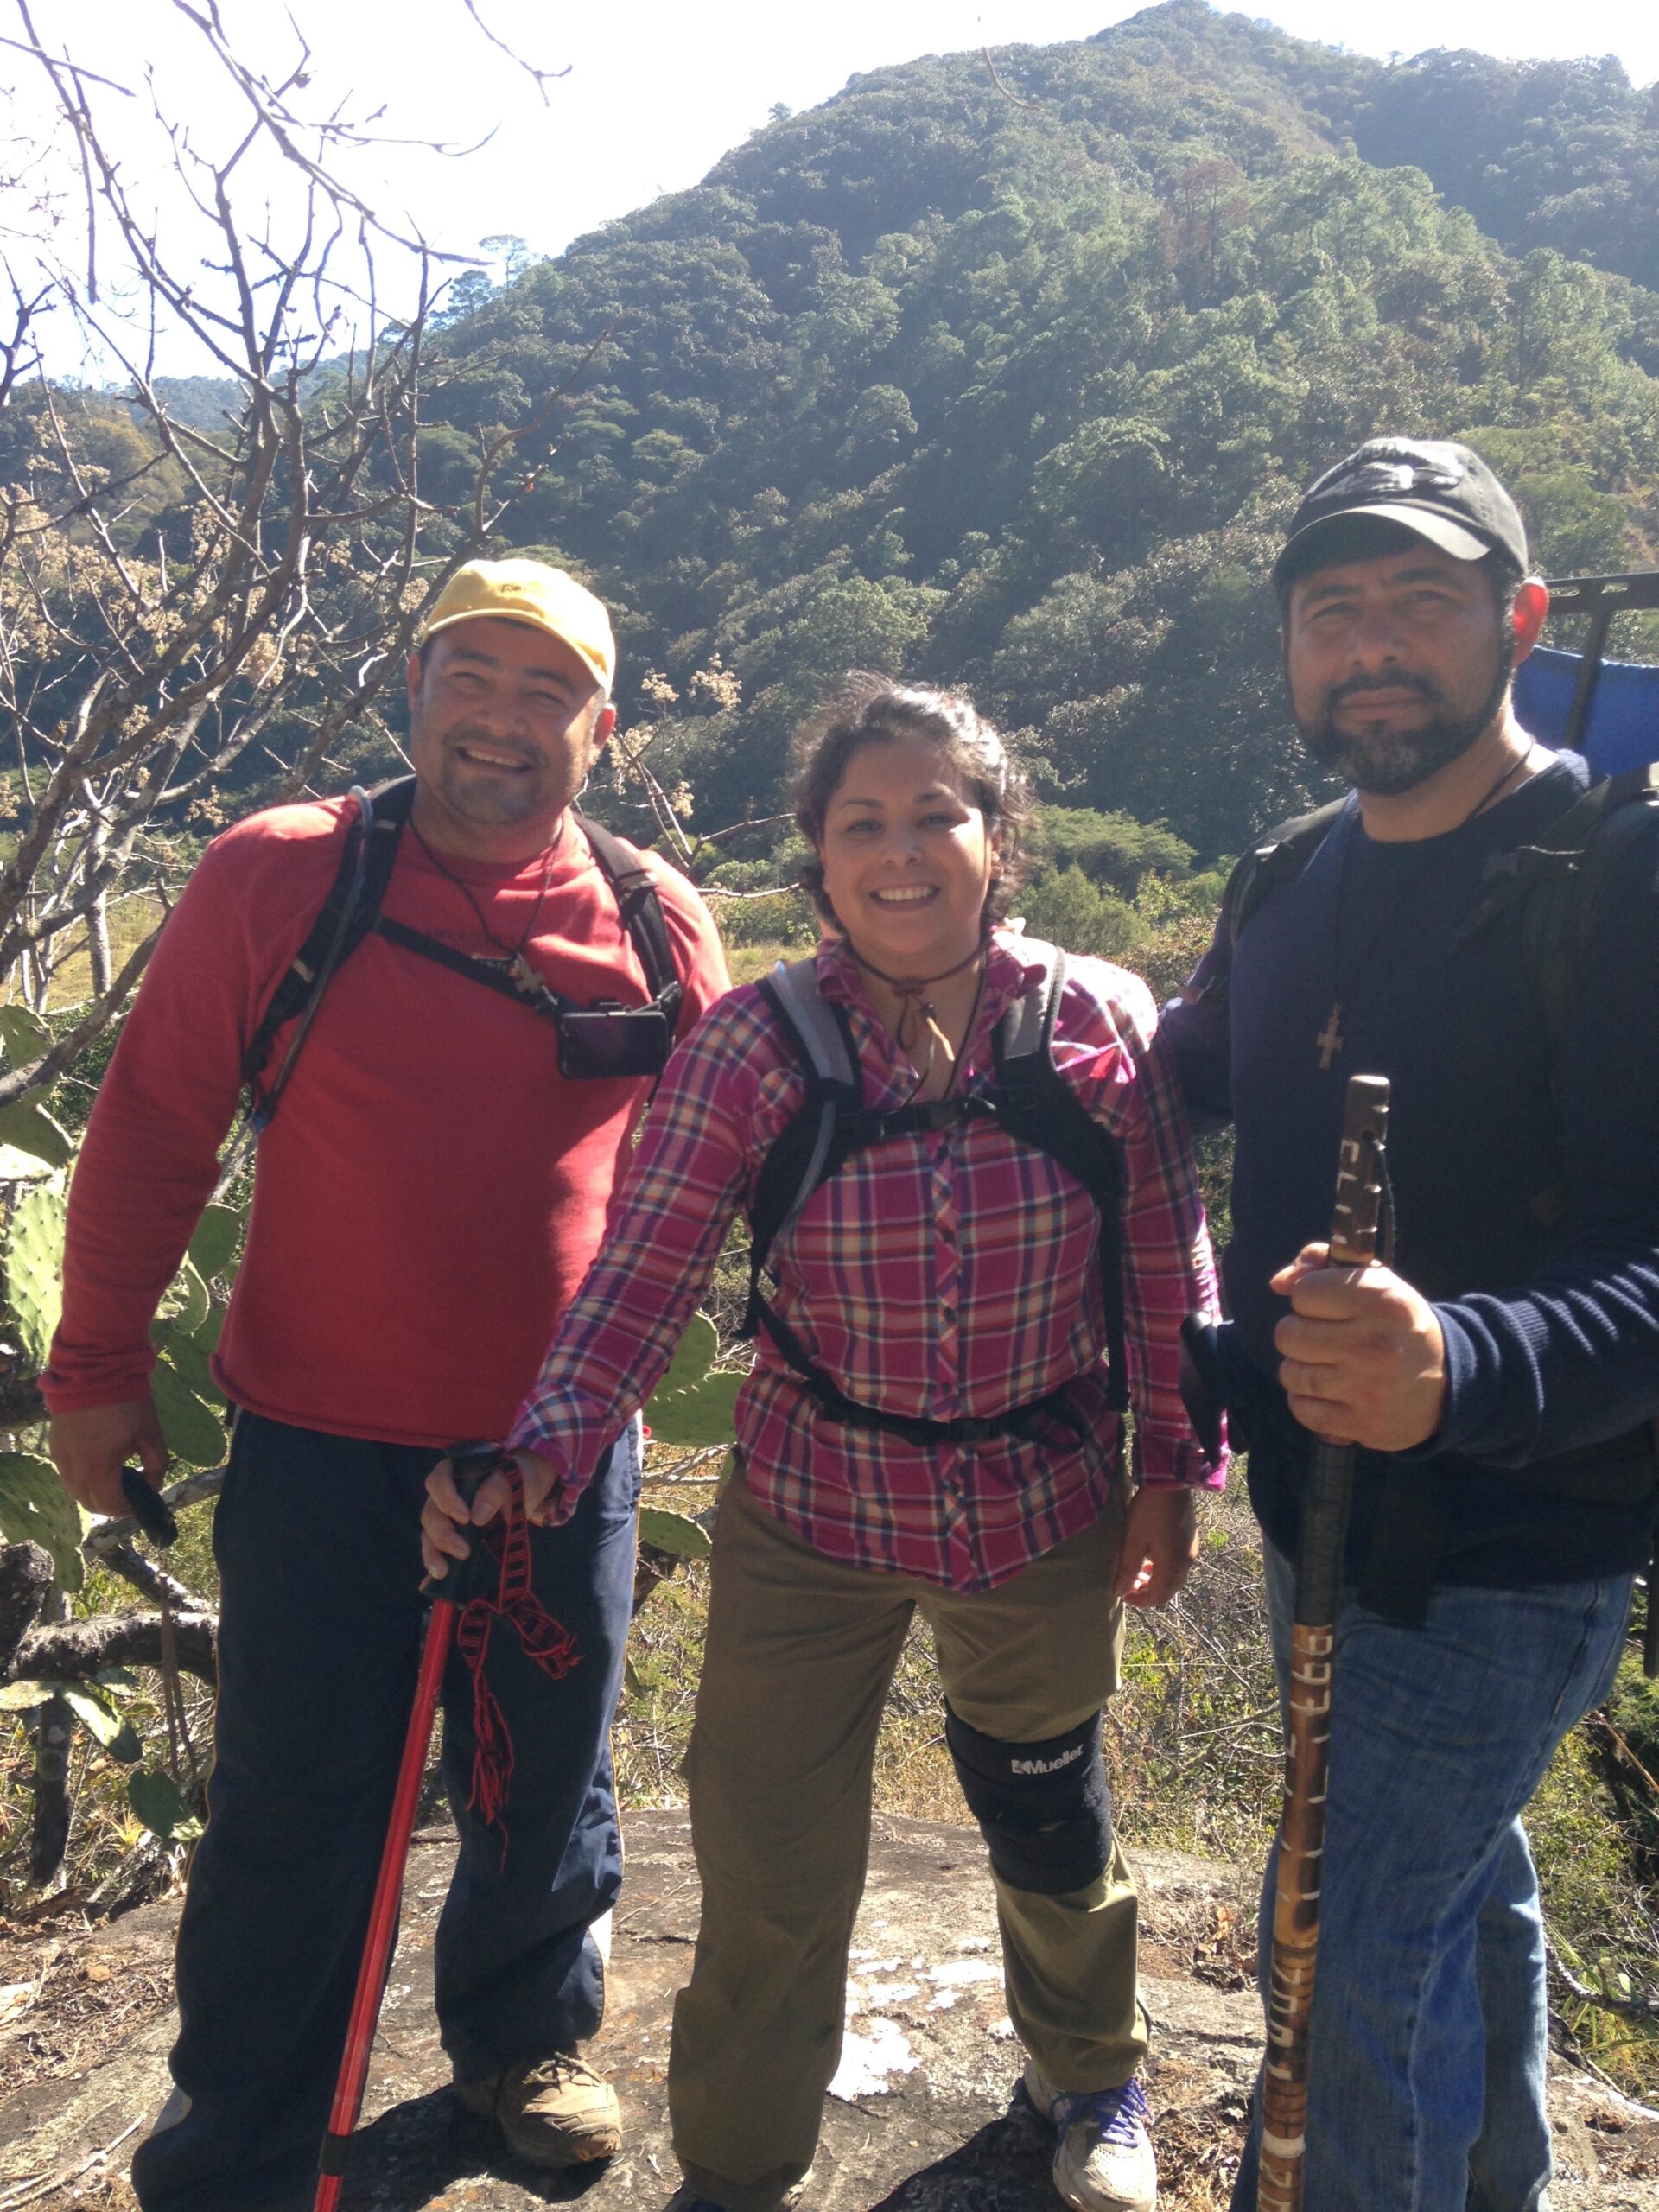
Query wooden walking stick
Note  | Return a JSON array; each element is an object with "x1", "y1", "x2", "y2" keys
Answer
[{"x1": 1257, "y1": 1073, "x2": 1391, "y2": 2212}]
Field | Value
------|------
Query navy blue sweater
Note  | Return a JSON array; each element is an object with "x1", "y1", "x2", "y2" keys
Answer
[{"x1": 1165, "y1": 753, "x2": 1659, "y2": 1590}]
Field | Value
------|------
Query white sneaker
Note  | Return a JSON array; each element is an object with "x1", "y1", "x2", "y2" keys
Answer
[{"x1": 1024, "y1": 2060, "x2": 1157, "y2": 2212}]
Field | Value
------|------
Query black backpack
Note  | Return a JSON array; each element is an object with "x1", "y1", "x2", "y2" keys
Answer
[
  {"x1": 1192, "y1": 762, "x2": 1659, "y2": 1087},
  {"x1": 737, "y1": 941, "x2": 1132, "y2": 1450},
  {"x1": 1188, "y1": 760, "x2": 1659, "y2": 1625},
  {"x1": 243, "y1": 776, "x2": 684, "y2": 1129}
]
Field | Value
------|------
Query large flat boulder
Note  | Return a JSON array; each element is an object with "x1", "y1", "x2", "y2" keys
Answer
[{"x1": 2, "y1": 1811, "x2": 1654, "y2": 2209}]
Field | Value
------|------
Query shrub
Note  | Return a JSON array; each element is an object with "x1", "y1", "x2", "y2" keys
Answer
[{"x1": 1016, "y1": 864, "x2": 1144, "y2": 961}]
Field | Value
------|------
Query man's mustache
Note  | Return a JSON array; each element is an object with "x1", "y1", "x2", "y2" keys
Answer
[
  {"x1": 445, "y1": 726, "x2": 538, "y2": 768},
  {"x1": 1323, "y1": 671, "x2": 1443, "y2": 710}
]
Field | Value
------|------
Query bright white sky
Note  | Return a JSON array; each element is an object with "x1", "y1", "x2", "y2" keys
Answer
[
  {"x1": 359, "y1": 1, "x2": 1657, "y2": 267},
  {"x1": 7, "y1": 0, "x2": 1656, "y2": 375}
]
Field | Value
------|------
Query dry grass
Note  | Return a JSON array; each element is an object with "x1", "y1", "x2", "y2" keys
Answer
[
  {"x1": 0, "y1": 1920, "x2": 173, "y2": 2100},
  {"x1": 28, "y1": 891, "x2": 168, "y2": 1015},
  {"x1": 721, "y1": 936, "x2": 793, "y2": 988}
]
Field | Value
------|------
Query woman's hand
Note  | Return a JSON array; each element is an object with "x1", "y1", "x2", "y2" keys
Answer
[
  {"x1": 1112, "y1": 1484, "x2": 1200, "y2": 1609},
  {"x1": 420, "y1": 1449, "x2": 559, "y2": 1580}
]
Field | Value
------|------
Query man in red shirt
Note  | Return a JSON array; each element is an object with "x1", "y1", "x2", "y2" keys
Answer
[{"x1": 45, "y1": 559, "x2": 730, "y2": 2212}]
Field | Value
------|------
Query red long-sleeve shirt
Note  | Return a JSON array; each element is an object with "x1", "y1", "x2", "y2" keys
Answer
[{"x1": 44, "y1": 796, "x2": 729, "y2": 1448}]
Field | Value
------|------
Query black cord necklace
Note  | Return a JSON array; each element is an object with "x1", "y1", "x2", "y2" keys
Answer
[
  {"x1": 408, "y1": 818, "x2": 563, "y2": 989},
  {"x1": 850, "y1": 938, "x2": 986, "y2": 1093},
  {"x1": 1317, "y1": 749, "x2": 1530, "y2": 1071}
]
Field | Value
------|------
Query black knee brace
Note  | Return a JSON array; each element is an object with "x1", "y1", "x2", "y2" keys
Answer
[{"x1": 944, "y1": 1703, "x2": 1113, "y2": 1897}]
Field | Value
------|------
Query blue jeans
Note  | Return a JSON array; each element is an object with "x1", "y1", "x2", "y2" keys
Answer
[
  {"x1": 1230, "y1": 1543, "x2": 1631, "y2": 2212},
  {"x1": 130, "y1": 1411, "x2": 641, "y2": 2212}
]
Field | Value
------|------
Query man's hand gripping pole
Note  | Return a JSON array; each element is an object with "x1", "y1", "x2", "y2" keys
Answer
[{"x1": 1257, "y1": 1075, "x2": 1390, "y2": 2212}]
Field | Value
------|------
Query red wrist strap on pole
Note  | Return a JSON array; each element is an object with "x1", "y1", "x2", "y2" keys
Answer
[
  {"x1": 314, "y1": 1449, "x2": 581, "y2": 2210},
  {"x1": 454, "y1": 1457, "x2": 582, "y2": 1859}
]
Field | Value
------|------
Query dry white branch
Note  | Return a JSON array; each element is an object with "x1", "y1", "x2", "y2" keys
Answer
[{"x1": 0, "y1": 3, "x2": 606, "y2": 1099}]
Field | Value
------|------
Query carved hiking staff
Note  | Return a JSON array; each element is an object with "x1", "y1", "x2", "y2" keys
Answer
[{"x1": 1257, "y1": 1073, "x2": 1391, "y2": 2212}]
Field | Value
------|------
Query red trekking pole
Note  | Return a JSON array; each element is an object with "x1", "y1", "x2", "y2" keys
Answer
[{"x1": 314, "y1": 1442, "x2": 504, "y2": 2212}]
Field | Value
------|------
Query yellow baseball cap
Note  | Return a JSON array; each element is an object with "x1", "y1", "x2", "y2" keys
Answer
[{"x1": 416, "y1": 558, "x2": 615, "y2": 691}]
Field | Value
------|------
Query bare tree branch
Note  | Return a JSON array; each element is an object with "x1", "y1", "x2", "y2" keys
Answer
[
  {"x1": 0, "y1": 31, "x2": 132, "y2": 97},
  {"x1": 0, "y1": 917, "x2": 165, "y2": 1106},
  {"x1": 462, "y1": 0, "x2": 571, "y2": 106},
  {"x1": 10, "y1": 1605, "x2": 218, "y2": 1685},
  {"x1": 0, "y1": 8, "x2": 621, "y2": 1098},
  {"x1": 982, "y1": 45, "x2": 1040, "y2": 111},
  {"x1": 1549, "y1": 1945, "x2": 1659, "y2": 2024}
]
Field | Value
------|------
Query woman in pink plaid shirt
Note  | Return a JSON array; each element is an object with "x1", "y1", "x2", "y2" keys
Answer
[{"x1": 424, "y1": 677, "x2": 1224, "y2": 2212}]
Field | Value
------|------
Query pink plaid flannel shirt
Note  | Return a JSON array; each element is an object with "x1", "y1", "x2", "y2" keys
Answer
[{"x1": 510, "y1": 930, "x2": 1224, "y2": 1593}]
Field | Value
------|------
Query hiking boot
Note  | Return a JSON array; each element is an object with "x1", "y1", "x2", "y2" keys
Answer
[
  {"x1": 1024, "y1": 2061, "x2": 1156, "y2": 2212},
  {"x1": 456, "y1": 2050, "x2": 621, "y2": 2166}
]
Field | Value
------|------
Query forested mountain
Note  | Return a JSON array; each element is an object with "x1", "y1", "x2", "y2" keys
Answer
[
  {"x1": 1332, "y1": 50, "x2": 1659, "y2": 294},
  {"x1": 412, "y1": 1, "x2": 1658, "y2": 856},
  {"x1": 16, "y1": 3, "x2": 1657, "y2": 863},
  {"x1": 1039, "y1": 6, "x2": 1659, "y2": 293}
]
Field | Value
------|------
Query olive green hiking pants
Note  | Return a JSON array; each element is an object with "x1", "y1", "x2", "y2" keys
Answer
[{"x1": 669, "y1": 1469, "x2": 1144, "y2": 2212}]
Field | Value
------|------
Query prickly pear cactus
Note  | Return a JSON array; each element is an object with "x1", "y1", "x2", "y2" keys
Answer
[
  {"x1": 154, "y1": 1256, "x2": 211, "y2": 1340},
  {"x1": 0, "y1": 1098, "x2": 73, "y2": 1177},
  {"x1": 144, "y1": 1205, "x2": 245, "y2": 1469},
  {"x1": 0, "y1": 1002, "x2": 52, "y2": 1077},
  {"x1": 637, "y1": 1503, "x2": 711, "y2": 1560},
  {"x1": 643, "y1": 1308, "x2": 745, "y2": 1449},
  {"x1": 0, "y1": 1448, "x2": 84, "y2": 1591},
  {"x1": 6, "y1": 1171, "x2": 67, "y2": 1373},
  {"x1": 149, "y1": 1351, "x2": 226, "y2": 1467}
]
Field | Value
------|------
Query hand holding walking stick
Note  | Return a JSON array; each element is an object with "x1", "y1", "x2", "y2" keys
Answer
[
  {"x1": 314, "y1": 1441, "x2": 504, "y2": 2212},
  {"x1": 1257, "y1": 1074, "x2": 1391, "y2": 2212}
]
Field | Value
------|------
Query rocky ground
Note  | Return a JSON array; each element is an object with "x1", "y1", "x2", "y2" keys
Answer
[{"x1": 3, "y1": 1811, "x2": 1656, "y2": 2211}]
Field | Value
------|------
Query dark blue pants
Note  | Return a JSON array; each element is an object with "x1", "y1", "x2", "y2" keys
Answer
[{"x1": 130, "y1": 1411, "x2": 640, "y2": 2212}]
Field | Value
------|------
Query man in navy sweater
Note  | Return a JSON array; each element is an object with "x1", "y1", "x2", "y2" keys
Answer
[{"x1": 1164, "y1": 439, "x2": 1659, "y2": 2211}]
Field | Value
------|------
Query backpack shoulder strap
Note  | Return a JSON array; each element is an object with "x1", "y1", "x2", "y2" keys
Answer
[
  {"x1": 994, "y1": 936, "x2": 1064, "y2": 1096},
  {"x1": 1182, "y1": 798, "x2": 1347, "y2": 1010},
  {"x1": 742, "y1": 957, "x2": 861, "y2": 1331},
  {"x1": 573, "y1": 810, "x2": 683, "y2": 1016},
  {"x1": 1526, "y1": 763, "x2": 1659, "y2": 1061},
  {"x1": 1461, "y1": 763, "x2": 1659, "y2": 1065},
  {"x1": 991, "y1": 939, "x2": 1131, "y2": 1413},
  {"x1": 762, "y1": 954, "x2": 860, "y2": 1086},
  {"x1": 243, "y1": 775, "x2": 414, "y2": 1095},
  {"x1": 1226, "y1": 798, "x2": 1348, "y2": 950}
]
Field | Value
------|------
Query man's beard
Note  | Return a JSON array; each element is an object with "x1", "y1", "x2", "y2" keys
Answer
[
  {"x1": 1298, "y1": 642, "x2": 1512, "y2": 796},
  {"x1": 431, "y1": 723, "x2": 563, "y2": 825}
]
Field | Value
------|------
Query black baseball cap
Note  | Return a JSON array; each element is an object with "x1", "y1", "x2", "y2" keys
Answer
[{"x1": 1273, "y1": 437, "x2": 1529, "y2": 588}]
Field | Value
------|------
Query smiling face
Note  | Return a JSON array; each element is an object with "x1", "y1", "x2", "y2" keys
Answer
[
  {"x1": 1284, "y1": 543, "x2": 1523, "y2": 795},
  {"x1": 405, "y1": 616, "x2": 615, "y2": 859},
  {"x1": 816, "y1": 734, "x2": 996, "y2": 974}
]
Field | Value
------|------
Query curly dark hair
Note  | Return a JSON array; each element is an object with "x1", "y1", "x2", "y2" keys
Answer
[{"x1": 790, "y1": 673, "x2": 1033, "y2": 931}]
